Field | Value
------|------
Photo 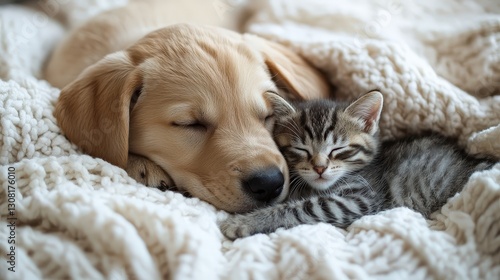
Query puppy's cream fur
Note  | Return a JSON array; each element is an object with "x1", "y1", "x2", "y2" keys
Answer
[{"x1": 47, "y1": 2, "x2": 330, "y2": 212}]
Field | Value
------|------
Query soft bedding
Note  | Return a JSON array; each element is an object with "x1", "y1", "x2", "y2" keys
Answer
[{"x1": 0, "y1": 0, "x2": 499, "y2": 279}]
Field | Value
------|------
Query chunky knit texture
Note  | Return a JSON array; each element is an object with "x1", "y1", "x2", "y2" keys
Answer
[{"x1": 1, "y1": 0, "x2": 499, "y2": 279}]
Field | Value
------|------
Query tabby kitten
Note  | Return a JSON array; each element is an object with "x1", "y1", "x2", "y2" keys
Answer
[{"x1": 220, "y1": 91, "x2": 496, "y2": 239}]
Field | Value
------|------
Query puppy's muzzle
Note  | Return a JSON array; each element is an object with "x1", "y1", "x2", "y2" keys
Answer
[{"x1": 242, "y1": 166, "x2": 284, "y2": 202}]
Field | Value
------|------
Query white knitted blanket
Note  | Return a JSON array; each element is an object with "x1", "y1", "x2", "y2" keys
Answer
[{"x1": 1, "y1": 0, "x2": 500, "y2": 279}]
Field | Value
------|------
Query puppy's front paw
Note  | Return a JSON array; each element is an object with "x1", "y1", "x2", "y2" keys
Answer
[
  {"x1": 219, "y1": 215, "x2": 260, "y2": 240},
  {"x1": 126, "y1": 154, "x2": 174, "y2": 190}
]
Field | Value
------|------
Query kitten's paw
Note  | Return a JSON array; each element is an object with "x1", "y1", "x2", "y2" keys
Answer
[
  {"x1": 126, "y1": 154, "x2": 174, "y2": 191},
  {"x1": 219, "y1": 215, "x2": 256, "y2": 240}
]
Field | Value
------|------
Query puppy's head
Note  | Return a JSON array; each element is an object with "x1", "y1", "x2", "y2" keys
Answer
[{"x1": 54, "y1": 24, "x2": 329, "y2": 212}]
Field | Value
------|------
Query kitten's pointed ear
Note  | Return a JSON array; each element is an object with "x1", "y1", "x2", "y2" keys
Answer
[
  {"x1": 345, "y1": 91, "x2": 384, "y2": 135},
  {"x1": 264, "y1": 91, "x2": 296, "y2": 116}
]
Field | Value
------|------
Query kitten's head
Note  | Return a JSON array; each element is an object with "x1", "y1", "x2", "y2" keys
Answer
[{"x1": 267, "y1": 91, "x2": 383, "y2": 192}]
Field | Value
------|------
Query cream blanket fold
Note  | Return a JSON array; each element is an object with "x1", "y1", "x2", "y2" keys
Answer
[{"x1": 1, "y1": 0, "x2": 499, "y2": 279}]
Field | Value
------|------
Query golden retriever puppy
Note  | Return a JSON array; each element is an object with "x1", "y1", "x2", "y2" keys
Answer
[{"x1": 46, "y1": 2, "x2": 330, "y2": 213}]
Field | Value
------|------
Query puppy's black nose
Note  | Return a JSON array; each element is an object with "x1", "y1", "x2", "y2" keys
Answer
[{"x1": 243, "y1": 167, "x2": 284, "y2": 202}]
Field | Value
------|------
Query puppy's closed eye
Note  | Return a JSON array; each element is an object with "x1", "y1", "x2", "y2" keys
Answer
[{"x1": 172, "y1": 121, "x2": 208, "y2": 132}]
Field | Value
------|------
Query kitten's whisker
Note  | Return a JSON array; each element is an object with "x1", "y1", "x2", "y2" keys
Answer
[
  {"x1": 338, "y1": 177, "x2": 354, "y2": 196},
  {"x1": 277, "y1": 124, "x2": 302, "y2": 140},
  {"x1": 343, "y1": 172, "x2": 373, "y2": 194},
  {"x1": 288, "y1": 174, "x2": 304, "y2": 198},
  {"x1": 353, "y1": 174, "x2": 373, "y2": 193},
  {"x1": 276, "y1": 120, "x2": 303, "y2": 140},
  {"x1": 281, "y1": 133, "x2": 302, "y2": 143}
]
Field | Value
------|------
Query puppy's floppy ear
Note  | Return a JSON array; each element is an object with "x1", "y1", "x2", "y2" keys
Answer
[
  {"x1": 54, "y1": 51, "x2": 141, "y2": 168},
  {"x1": 244, "y1": 34, "x2": 330, "y2": 100}
]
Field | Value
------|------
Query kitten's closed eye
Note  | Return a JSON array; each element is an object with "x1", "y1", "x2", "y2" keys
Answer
[
  {"x1": 292, "y1": 147, "x2": 312, "y2": 157},
  {"x1": 329, "y1": 146, "x2": 346, "y2": 157},
  {"x1": 333, "y1": 147, "x2": 361, "y2": 160}
]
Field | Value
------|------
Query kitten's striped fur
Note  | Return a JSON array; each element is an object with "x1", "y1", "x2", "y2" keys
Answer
[{"x1": 220, "y1": 91, "x2": 496, "y2": 239}]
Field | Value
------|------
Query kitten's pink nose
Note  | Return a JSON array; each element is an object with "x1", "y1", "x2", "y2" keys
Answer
[{"x1": 313, "y1": 166, "x2": 326, "y2": 175}]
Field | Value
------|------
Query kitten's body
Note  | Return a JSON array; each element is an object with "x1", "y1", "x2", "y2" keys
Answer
[{"x1": 221, "y1": 92, "x2": 496, "y2": 239}]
